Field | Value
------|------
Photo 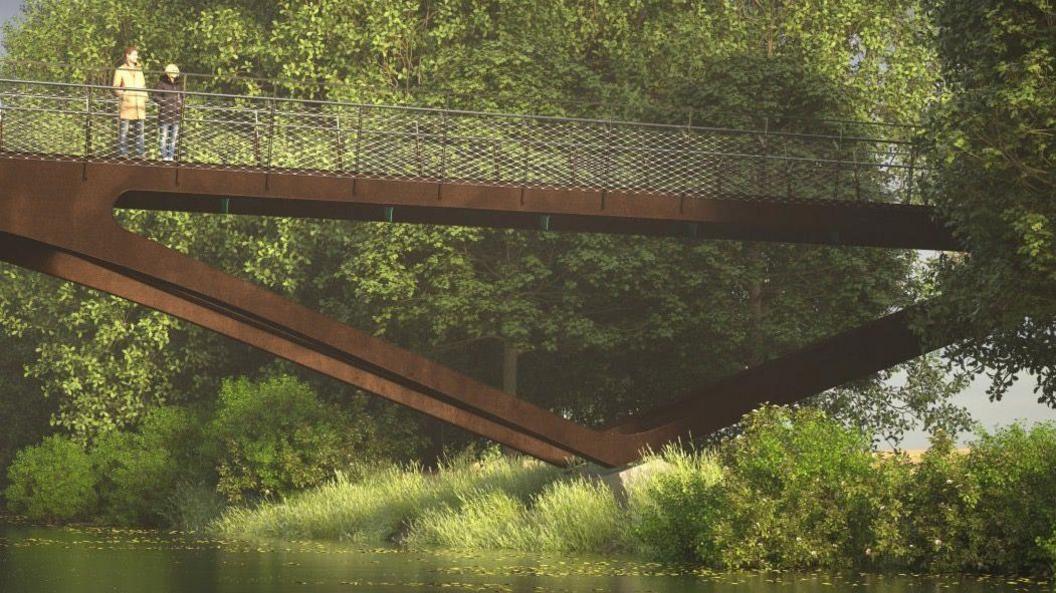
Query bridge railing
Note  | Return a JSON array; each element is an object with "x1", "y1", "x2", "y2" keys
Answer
[{"x1": 0, "y1": 78, "x2": 922, "y2": 203}]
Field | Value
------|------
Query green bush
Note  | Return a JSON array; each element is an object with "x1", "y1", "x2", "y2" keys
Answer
[
  {"x1": 208, "y1": 376, "x2": 376, "y2": 503},
  {"x1": 709, "y1": 406, "x2": 907, "y2": 570},
  {"x1": 4, "y1": 435, "x2": 97, "y2": 522},
  {"x1": 903, "y1": 431, "x2": 980, "y2": 571},
  {"x1": 91, "y1": 406, "x2": 208, "y2": 526},
  {"x1": 627, "y1": 446, "x2": 725, "y2": 561},
  {"x1": 964, "y1": 423, "x2": 1056, "y2": 574},
  {"x1": 160, "y1": 480, "x2": 228, "y2": 533}
]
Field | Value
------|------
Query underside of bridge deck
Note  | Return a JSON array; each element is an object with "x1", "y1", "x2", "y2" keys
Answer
[{"x1": 0, "y1": 159, "x2": 962, "y2": 466}]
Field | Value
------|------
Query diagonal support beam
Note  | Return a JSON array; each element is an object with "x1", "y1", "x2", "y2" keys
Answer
[
  {"x1": 0, "y1": 159, "x2": 963, "y2": 467},
  {"x1": 0, "y1": 233, "x2": 584, "y2": 466}
]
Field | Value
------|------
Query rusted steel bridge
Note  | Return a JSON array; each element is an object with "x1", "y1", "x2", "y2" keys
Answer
[{"x1": 0, "y1": 76, "x2": 958, "y2": 466}]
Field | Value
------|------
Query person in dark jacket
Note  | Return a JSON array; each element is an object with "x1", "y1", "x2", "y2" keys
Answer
[{"x1": 152, "y1": 64, "x2": 184, "y2": 161}]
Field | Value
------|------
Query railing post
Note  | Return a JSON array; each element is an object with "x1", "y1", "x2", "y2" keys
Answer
[
  {"x1": 492, "y1": 138, "x2": 501, "y2": 180},
  {"x1": 414, "y1": 119, "x2": 423, "y2": 177},
  {"x1": 520, "y1": 118, "x2": 530, "y2": 201},
  {"x1": 906, "y1": 141, "x2": 918, "y2": 205},
  {"x1": 175, "y1": 84, "x2": 187, "y2": 166},
  {"x1": 758, "y1": 117, "x2": 770, "y2": 199},
  {"x1": 439, "y1": 111, "x2": 447, "y2": 184},
  {"x1": 82, "y1": 85, "x2": 92, "y2": 179},
  {"x1": 785, "y1": 138, "x2": 792, "y2": 200},
  {"x1": 252, "y1": 109, "x2": 262, "y2": 167},
  {"x1": 354, "y1": 105, "x2": 364, "y2": 175},
  {"x1": 602, "y1": 125, "x2": 613, "y2": 192},
  {"x1": 333, "y1": 113, "x2": 345, "y2": 172},
  {"x1": 569, "y1": 147, "x2": 577, "y2": 186},
  {"x1": 853, "y1": 143, "x2": 861, "y2": 201},
  {"x1": 266, "y1": 99, "x2": 276, "y2": 185}
]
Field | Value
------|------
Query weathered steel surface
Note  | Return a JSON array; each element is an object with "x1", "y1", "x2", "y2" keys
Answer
[{"x1": 0, "y1": 159, "x2": 960, "y2": 466}]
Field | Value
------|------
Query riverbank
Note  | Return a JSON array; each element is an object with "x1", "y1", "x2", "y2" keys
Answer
[{"x1": 215, "y1": 407, "x2": 1056, "y2": 577}]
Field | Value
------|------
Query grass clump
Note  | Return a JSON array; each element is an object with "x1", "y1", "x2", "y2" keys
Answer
[
  {"x1": 406, "y1": 477, "x2": 626, "y2": 553},
  {"x1": 406, "y1": 490, "x2": 529, "y2": 549},
  {"x1": 533, "y1": 479, "x2": 625, "y2": 552},
  {"x1": 214, "y1": 452, "x2": 560, "y2": 542}
]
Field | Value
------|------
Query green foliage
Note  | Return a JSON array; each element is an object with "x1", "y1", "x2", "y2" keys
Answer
[
  {"x1": 160, "y1": 480, "x2": 228, "y2": 533},
  {"x1": 214, "y1": 454, "x2": 560, "y2": 541},
  {"x1": 406, "y1": 477, "x2": 626, "y2": 553},
  {"x1": 0, "y1": 319, "x2": 53, "y2": 500},
  {"x1": 208, "y1": 376, "x2": 377, "y2": 503},
  {"x1": 627, "y1": 446, "x2": 725, "y2": 561},
  {"x1": 813, "y1": 353, "x2": 973, "y2": 448},
  {"x1": 91, "y1": 406, "x2": 208, "y2": 526},
  {"x1": 921, "y1": 0, "x2": 1056, "y2": 402},
  {"x1": 705, "y1": 407, "x2": 908, "y2": 570},
  {"x1": 213, "y1": 408, "x2": 1056, "y2": 577},
  {"x1": 406, "y1": 490, "x2": 530, "y2": 550},
  {"x1": 530, "y1": 479, "x2": 625, "y2": 553},
  {"x1": 4, "y1": 435, "x2": 97, "y2": 522},
  {"x1": 965, "y1": 424, "x2": 1056, "y2": 574},
  {"x1": 902, "y1": 431, "x2": 979, "y2": 570}
]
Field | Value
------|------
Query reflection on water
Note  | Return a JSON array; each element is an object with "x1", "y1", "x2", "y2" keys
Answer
[{"x1": 0, "y1": 523, "x2": 1050, "y2": 593}]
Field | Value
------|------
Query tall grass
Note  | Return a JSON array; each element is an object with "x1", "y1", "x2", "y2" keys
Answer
[
  {"x1": 405, "y1": 478, "x2": 628, "y2": 552},
  {"x1": 213, "y1": 454, "x2": 560, "y2": 542}
]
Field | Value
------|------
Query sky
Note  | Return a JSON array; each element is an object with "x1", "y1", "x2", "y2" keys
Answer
[
  {"x1": 0, "y1": 0, "x2": 18, "y2": 45},
  {"x1": 0, "y1": 3, "x2": 1052, "y2": 449}
]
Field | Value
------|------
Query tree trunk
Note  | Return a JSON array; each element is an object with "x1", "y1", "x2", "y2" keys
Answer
[{"x1": 502, "y1": 340, "x2": 520, "y2": 395}]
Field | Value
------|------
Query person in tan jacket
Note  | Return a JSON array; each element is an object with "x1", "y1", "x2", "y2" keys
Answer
[{"x1": 112, "y1": 46, "x2": 147, "y2": 158}]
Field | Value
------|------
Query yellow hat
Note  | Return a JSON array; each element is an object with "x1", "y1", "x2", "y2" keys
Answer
[{"x1": 164, "y1": 64, "x2": 180, "y2": 76}]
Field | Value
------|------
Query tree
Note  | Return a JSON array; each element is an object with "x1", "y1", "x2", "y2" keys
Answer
[
  {"x1": 0, "y1": 0, "x2": 967, "y2": 456},
  {"x1": 921, "y1": 0, "x2": 1056, "y2": 404}
]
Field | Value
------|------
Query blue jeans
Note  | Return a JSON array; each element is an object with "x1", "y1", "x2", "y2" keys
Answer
[
  {"x1": 118, "y1": 119, "x2": 145, "y2": 158},
  {"x1": 158, "y1": 122, "x2": 180, "y2": 161}
]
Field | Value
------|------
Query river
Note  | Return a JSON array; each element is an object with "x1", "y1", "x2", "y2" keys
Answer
[{"x1": 0, "y1": 523, "x2": 1049, "y2": 592}]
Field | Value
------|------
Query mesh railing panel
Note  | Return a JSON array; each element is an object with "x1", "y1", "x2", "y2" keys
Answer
[{"x1": 0, "y1": 78, "x2": 921, "y2": 203}]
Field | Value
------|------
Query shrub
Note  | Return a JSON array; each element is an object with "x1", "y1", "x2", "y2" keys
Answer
[
  {"x1": 160, "y1": 480, "x2": 227, "y2": 533},
  {"x1": 627, "y1": 446, "x2": 725, "y2": 561},
  {"x1": 208, "y1": 376, "x2": 375, "y2": 503},
  {"x1": 4, "y1": 435, "x2": 97, "y2": 522},
  {"x1": 903, "y1": 431, "x2": 980, "y2": 571},
  {"x1": 964, "y1": 423, "x2": 1056, "y2": 575},
  {"x1": 710, "y1": 406, "x2": 905, "y2": 570},
  {"x1": 91, "y1": 406, "x2": 208, "y2": 526}
]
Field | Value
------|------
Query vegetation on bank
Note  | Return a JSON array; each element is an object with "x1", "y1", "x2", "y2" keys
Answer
[
  {"x1": 4, "y1": 375, "x2": 396, "y2": 530},
  {"x1": 209, "y1": 407, "x2": 1056, "y2": 577},
  {"x1": 6, "y1": 377, "x2": 1056, "y2": 577}
]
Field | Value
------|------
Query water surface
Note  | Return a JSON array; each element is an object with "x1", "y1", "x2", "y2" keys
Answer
[{"x1": 0, "y1": 523, "x2": 1049, "y2": 592}]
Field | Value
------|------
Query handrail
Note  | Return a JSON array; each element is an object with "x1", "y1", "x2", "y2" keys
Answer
[
  {"x1": 0, "y1": 77, "x2": 916, "y2": 145},
  {"x1": 0, "y1": 77, "x2": 923, "y2": 203}
]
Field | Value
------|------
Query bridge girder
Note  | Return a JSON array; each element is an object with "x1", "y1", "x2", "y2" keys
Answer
[{"x1": 0, "y1": 159, "x2": 960, "y2": 466}]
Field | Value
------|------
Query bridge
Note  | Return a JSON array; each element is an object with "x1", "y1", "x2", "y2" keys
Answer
[{"x1": 0, "y1": 77, "x2": 959, "y2": 466}]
